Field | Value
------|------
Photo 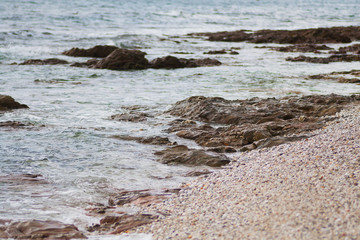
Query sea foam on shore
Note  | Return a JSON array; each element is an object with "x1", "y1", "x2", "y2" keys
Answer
[{"x1": 134, "y1": 104, "x2": 360, "y2": 239}]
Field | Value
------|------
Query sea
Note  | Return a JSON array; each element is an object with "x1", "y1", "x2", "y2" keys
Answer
[{"x1": 1, "y1": 0, "x2": 360, "y2": 238}]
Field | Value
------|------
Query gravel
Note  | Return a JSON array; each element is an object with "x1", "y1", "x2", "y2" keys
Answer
[{"x1": 133, "y1": 105, "x2": 360, "y2": 239}]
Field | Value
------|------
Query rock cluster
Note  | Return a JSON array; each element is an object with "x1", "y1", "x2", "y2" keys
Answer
[
  {"x1": 286, "y1": 54, "x2": 360, "y2": 64},
  {"x1": 165, "y1": 94, "x2": 360, "y2": 151},
  {"x1": 192, "y1": 26, "x2": 360, "y2": 44}
]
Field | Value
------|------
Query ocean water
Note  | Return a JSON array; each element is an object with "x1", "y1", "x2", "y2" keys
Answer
[{"x1": 1, "y1": 0, "x2": 360, "y2": 236}]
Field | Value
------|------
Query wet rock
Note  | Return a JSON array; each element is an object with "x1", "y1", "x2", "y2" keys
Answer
[
  {"x1": 336, "y1": 43, "x2": 360, "y2": 54},
  {"x1": 111, "y1": 135, "x2": 174, "y2": 145},
  {"x1": 308, "y1": 73, "x2": 360, "y2": 83},
  {"x1": 286, "y1": 54, "x2": 360, "y2": 64},
  {"x1": 166, "y1": 94, "x2": 360, "y2": 150},
  {"x1": 184, "y1": 169, "x2": 213, "y2": 177},
  {"x1": 207, "y1": 146, "x2": 237, "y2": 153},
  {"x1": 19, "y1": 58, "x2": 69, "y2": 65},
  {"x1": 110, "y1": 111, "x2": 151, "y2": 122},
  {"x1": 0, "y1": 219, "x2": 87, "y2": 239},
  {"x1": 154, "y1": 145, "x2": 230, "y2": 167},
  {"x1": 192, "y1": 26, "x2": 360, "y2": 44},
  {"x1": 240, "y1": 135, "x2": 311, "y2": 151},
  {"x1": 0, "y1": 121, "x2": 27, "y2": 129},
  {"x1": 94, "y1": 49, "x2": 149, "y2": 70},
  {"x1": 149, "y1": 56, "x2": 221, "y2": 69},
  {"x1": 87, "y1": 214, "x2": 157, "y2": 234},
  {"x1": 0, "y1": 174, "x2": 48, "y2": 185},
  {"x1": 166, "y1": 119, "x2": 197, "y2": 133},
  {"x1": 62, "y1": 45, "x2": 119, "y2": 58},
  {"x1": 70, "y1": 59, "x2": 99, "y2": 68},
  {"x1": 270, "y1": 44, "x2": 333, "y2": 53},
  {"x1": 0, "y1": 95, "x2": 29, "y2": 111},
  {"x1": 204, "y1": 49, "x2": 240, "y2": 55}
]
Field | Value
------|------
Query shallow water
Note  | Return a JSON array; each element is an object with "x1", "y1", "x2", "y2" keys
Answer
[{"x1": 1, "y1": 0, "x2": 360, "y2": 234}]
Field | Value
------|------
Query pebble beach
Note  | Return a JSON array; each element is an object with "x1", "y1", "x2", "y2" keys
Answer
[{"x1": 135, "y1": 104, "x2": 360, "y2": 239}]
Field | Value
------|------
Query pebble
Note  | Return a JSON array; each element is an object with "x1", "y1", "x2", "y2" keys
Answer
[{"x1": 133, "y1": 105, "x2": 360, "y2": 239}]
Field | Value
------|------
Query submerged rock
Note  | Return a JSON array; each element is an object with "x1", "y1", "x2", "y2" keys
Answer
[
  {"x1": 192, "y1": 26, "x2": 360, "y2": 44},
  {"x1": 154, "y1": 145, "x2": 230, "y2": 167},
  {"x1": 0, "y1": 219, "x2": 87, "y2": 239},
  {"x1": 149, "y1": 56, "x2": 221, "y2": 69},
  {"x1": 286, "y1": 54, "x2": 360, "y2": 64},
  {"x1": 308, "y1": 70, "x2": 360, "y2": 83},
  {"x1": 94, "y1": 49, "x2": 149, "y2": 70},
  {"x1": 19, "y1": 58, "x2": 69, "y2": 65},
  {"x1": 111, "y1": 135, "x2": 174, "y2": 145},
  {"x1": 87, "y1": 214, "x2": 157, "y2": 234},
  {"x1": 0, "y1": 95, "x2": 28, "y2": 111},
  {"x1": 110, "y1": 111, "x2": 151, "y2": 122},
  {"x1": 269, "y1": 44, "x2": 333, "y2": 53},
  {"x1": 62, "y1": 45, "x2": 119, "y2": 58}
]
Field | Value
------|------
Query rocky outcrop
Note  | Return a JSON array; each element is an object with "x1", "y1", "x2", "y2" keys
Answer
[
  {"x1": 110, "y1": 111, "x2": 151, "y2": 122},
  {"x1": 308, "y1": 70, "x2": 360, "y2": 83},
  {"x1": 0, "y1": 95, "x2": 28, "y2": 111},
  {"x1": 111, "y1": 135, "x2": 174, "y2": 145},
  {"x1": 154, "y1": 145, "x2": 230, "y2": 167},
  {"x1": 204, "y1": 49, "x2": 239, "y2": 55},
  {"x1": 191, "y1": 26, "x2": 360, "y2": 44},
  {"x1": 165, "y1": 94, "x2": 360, "y2": 151},
  {"x1": 286, "y1": 54, "x2": 360, "y2": 64},
  {"x1": 62, "y1": 45, "x2": 119, "y2": 58},
  {"x1": 94, "y1": 49, "x2": 149, "y2": 70},
  {"x1": 87, "y1": 214, "x2": 157, "y2": 234},
  {"x1": 269, "y1": 44, "x2": 333, "y2": 53},
  {"x1": 149, "y1": 56, "x2": 221, "y2": 69},
  {"x1": 19, "y1": 58, "x2": 69, "y2": 65},
  {"x1": 0, "y1": 219, "x2": 87, "y2": 239}
]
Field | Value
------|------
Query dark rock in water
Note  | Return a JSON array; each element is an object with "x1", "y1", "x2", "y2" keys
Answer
[
  {"x1": 110, "y1": 111, "x2": 151, "y2": 122},
  {"x1": 0, "y1": 174, "x2": 47, "y2": 184},
  {"x1": 154, "y1": 145, "x2": 230, "y2": 167},
  {"x1": 308, "y1": 72, "x2": 360, "y2": 83},
  {"x1": 207, "y1": 146, "x2": 237, "y2": 153},
  {"x1": 166, "y1": 94, "x2": 360, "y2": 150},
  {"x1": 204, "y1": 49, "x2": 240, "y2": 55},
  {"x1": 87, "y1": 214, "x2": 157, "y2": 234},
  {"x1": 0, "y1": 219, "x2": 87, "y2": 239},
  {"x1": 94, "y1": 49, "x2": 149, "y2": 70},
  {"x1": 0, "y1": 121, "x2": 27, "y2": 129},
  {"x1": 19, "y1": 58, "x2": 69, "y2": 65},
  {"x1": 191, "y1": 26, "x2": 360, "y2": 44},
  {"x1": 270, "y1": 44, "x2": 333, "y2": 53},
  {"x1": 111, "y1": 135, "x2": 174, "y2": 145},
  {"x1": 62, "y1": 45, "x2": 119, "y2": 58},
  {"x1": 0, "y1": 95, "x2": 28, "y2": 111},
  {"x1": 70, "y1": 59, "x2": 99, "y2": 68},
  {"x1": 286, "y1": 54, "x2": 360, "y2": 64},
  {"x1": 149, "y1": 56, "x2": 221, "y2": 69},
  {"x1": 335, "y1": 43, "x2": 360, "y2": 54}
]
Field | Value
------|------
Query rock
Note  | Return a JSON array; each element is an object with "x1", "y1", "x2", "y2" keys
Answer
[
  {"x1": 165, "y1": 94, "x2": 360, "y2": 150},
  {"x1": 184, "y1": 169, "x2": 213, "y2": 177},
  {"x1": 70, "y1": 59, "x2": 99, "y2": 68},
  {"x1": 0, "y1": 219, "x2": 86, "y2": 239},
  {"x1": 270, "y1": 44, "x2": 333, "y2": 53},
  {"x1": 94, "y1": 49, "x2": 149, "y2": 70},
  {"x1": 110, "y1": 111, "x2": 150, "y2": 122},
  {"x1": 19, "y1": 58, "x2": 69, "y2": 65},
  {"x1": 62, "y1": 45, "x2": 119, "y2": 58},
  {"x1": 111, "y1": 135, "x2": 174, "y2": 145},
  {"x1": 308, "y1": 73, "x2": 360, "y2": 83},
  {"x1": 286, "y1": 54, "x2": 360, "y2": 64},
  {"x1": 207, "y1": 146, "x2": 237, "y2": 153},
  {"x1": 149, "y1": 56, "x2": 221, "y2": 69},
  {"x1": 192, "y1": 26, "x2": 360, "y2": 44},
  {"x1": 154, "y1": 145, "x2": 230, "y2": 167},
  {"x1": 0, "y1": 95, "x2": 29, "y2": 111},
  {"x1": 0, "y1": 174, "x2": 46, "y2": 184},
  {"x1": 337, "y1": 43, "x2": 360, "y2": 54},
  {"x1": 0, "y1": 121, "x2": 27, "y2": 129},
  {"x1": 87, "y1": 214, "x2": 157, "y2": 234},
  {"x1": 204, "y1": 49, "x2": 227, "y2": 54}
]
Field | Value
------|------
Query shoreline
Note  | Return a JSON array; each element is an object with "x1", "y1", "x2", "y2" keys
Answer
[{"x1": 133, "y1": 103, "x2": 360, "y2": 239}]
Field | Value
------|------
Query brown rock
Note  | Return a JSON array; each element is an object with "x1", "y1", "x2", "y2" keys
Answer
[
  {"x1": 270, "y1": 44, "x2": 333, "y2": 53},
  {"x1": 154, "y1": 145, "x2": 230, "y2": 167},
  {"x1": 0, "y1": 95, "x2": 28, "y2": 111},
  {"x1": 286, "y1": 54, "x2": 360, "y2": 64},
  {"x1": 62, "y1": 45, "x2": 119, "y2": 58},
  {"x1": 193, "y1": 26, "x2": 360, "y2": 44},
  {"x1": 94, "y1": 49, "x2": 149, "y2": 70},
  {"x1": 149, "y1": 56, "x2": 221, "y2": 69},
  {"x1": 70, "y1": 59, "x2": 99, "y2": 68},
  {"x1": 0, "y1": 219, "x2": 86, "y2": 239},
  {"x1": 111, "y1": 135, "x2": 173, "y2": 145},
  {"x1": 19, "y1": 58, "x2": 69, "y2": 65},
  {"x1": 110, "y1": 111, "x2": 151, "y2": 122}
]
